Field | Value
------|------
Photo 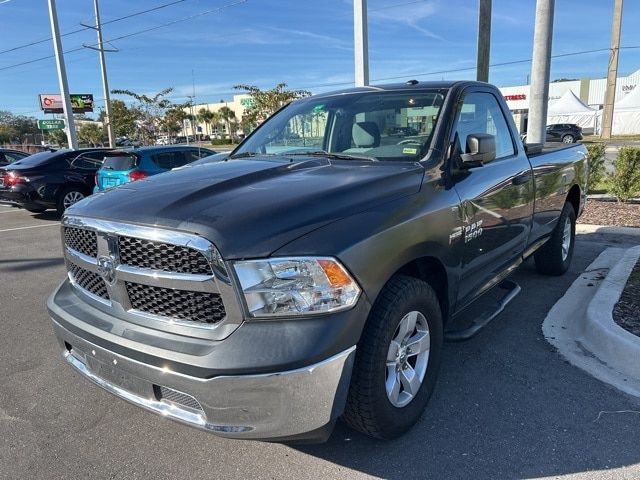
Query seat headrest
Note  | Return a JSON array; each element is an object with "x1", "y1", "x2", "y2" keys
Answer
[{"x1": 352, "y1": 122, "x2": 380, "y2": 148}]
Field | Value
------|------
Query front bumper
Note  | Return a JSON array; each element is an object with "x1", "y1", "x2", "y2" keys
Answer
[
  {"x1": 52, "y1": 318, "x2": 355, "y2": 441},
  {"x1": 48, "y1": 277, "x2": 361, "y2": 441}
]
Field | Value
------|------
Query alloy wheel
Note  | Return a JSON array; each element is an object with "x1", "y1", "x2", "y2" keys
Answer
[
  {"x1": 385, "y1": 310, "x2": 430, "y2": 408},
  {"x1": 561, "y1": 216, "x2": 572, "y2": 261},
  {"x1": 63, "y1": 191, "x2": 85, "y2": 209}
]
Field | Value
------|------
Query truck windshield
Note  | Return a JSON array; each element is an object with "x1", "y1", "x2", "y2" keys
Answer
[{"x1": 233, "y1": 89, "x2": 446, "y2": 162}]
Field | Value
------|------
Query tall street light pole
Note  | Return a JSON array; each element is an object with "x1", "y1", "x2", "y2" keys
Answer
[
  {"x1": 476, "y1": 0, "x2": 492, "y2": 82},
  {"x1": 354, "y1": 0, "x2": 369, "y2": 87},
  {"x1": 601, "y1": 0, "x2": 624, "y2": 139},
  {"x1": 527, "y1": 0, "x2": 555, "y2": 145},
  {"x1": 47, "y1": 0, "x2": 78, "y2": 149}
]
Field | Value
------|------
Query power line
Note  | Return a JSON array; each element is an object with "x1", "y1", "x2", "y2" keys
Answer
[
  {"x1": 0, "y1": 0, "x2": 249, "y2": 72},
  {"x1": 0, "y1": 0, "x2": 191, "y2": 55},
  {"x1": 292, "y1": 45, "x2": 640, "y2": 91}
]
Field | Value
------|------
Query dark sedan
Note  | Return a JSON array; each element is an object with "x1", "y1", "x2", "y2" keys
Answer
[
  {"x1": 0, "y1": 148, "x2": 112, "y2": 214},
  {"x1": 0, "y1": 148, "x2": 29, "y2": 166}
]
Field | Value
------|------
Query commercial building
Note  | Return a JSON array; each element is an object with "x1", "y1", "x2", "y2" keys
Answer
[
  {"x1": 181, "y1": 94, "x2": 252, "y2": 137},
  {"x1": 498, "y1": 68, "x2": 640, "y2": 134}
]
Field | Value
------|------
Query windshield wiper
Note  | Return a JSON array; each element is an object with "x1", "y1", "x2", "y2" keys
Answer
[
  {"x1": 287, "y1": 151, "x2": 378, "y2": 162},
  {"x1": 229, "y1": 152, "x2": 259, "y2": 159}
]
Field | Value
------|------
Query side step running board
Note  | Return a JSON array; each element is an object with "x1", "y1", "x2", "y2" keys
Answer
[{"x1": 444, "y1": 279, "x2": 521, "y2": 342}]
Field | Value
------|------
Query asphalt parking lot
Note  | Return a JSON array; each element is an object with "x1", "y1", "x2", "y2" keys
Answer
[{"x1": 1, "y1": 204, "x2": 640, "y2": 480}]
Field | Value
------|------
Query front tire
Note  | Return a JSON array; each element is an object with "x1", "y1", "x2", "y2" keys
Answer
[
  {"x1": 562, "y1": 134, "x2": 575, "y2": 144},
  {"x1": 343, "y1": 275, "x2": 443, "y2": 439},
  {"x1": 534, "y1": 202, "x2": 576, "y2": 275}
]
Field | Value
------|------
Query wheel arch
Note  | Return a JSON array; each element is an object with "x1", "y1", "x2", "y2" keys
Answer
[
  {"x1": 389, "y1": 255, "x2": 451, "y2": 324},
  {"x1": 566, "y1": 184, "x2": 581, "y2": 216}
]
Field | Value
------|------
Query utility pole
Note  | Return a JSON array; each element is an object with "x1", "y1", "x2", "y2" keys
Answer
[
  {"x1": 601, "y1": 0, "x2": 624, "y2": 139},
  {"x1": 527, "y1": 0, "x2": 555, "y2": 144},
  {"x1": 476, "y1": 0, "x2": 492, "y2": 82},
  {"x1": 353, "y1": 0, "x2": 369, "y2": 87},
  {"x1": 93, "y1": 0, "x2": 115, "y2": 148},
  {"x1": 47, "y1": 0, "x2": 78, "y2": 149}
]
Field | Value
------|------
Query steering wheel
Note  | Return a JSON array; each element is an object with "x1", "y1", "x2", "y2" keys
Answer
[{"x1": 397, "y1": 139, "x2": 422, "y2": 145}]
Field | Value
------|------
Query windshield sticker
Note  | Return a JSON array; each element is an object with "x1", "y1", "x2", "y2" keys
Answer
[
  {"x1": 312, "y1": 104, "x2": 325, "y2": 113},
  {"x1": 402, "y1": 147, "x2": 418, "y2": 155}
]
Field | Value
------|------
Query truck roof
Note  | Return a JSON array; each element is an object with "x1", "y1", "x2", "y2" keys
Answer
[{"x1": 313, "y1": 80, "x2": 490, "y2": 99}]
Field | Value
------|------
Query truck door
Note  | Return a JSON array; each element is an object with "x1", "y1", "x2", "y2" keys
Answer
[{"x1": 449, "y1": 88, "x2": 535, "y2": 308}]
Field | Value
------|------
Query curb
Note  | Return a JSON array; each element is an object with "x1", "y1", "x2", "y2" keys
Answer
[
  {"x1": 576, "y1": 224, "x2": 640, "y2": 237},
  {"x1": 586, "y1": 194, "x2": 640, "y2": 204},
  {"x1": 542, "y1": 247, "x2": 640, "y2": 397},
  {"x1": 582, "y1": 246, "x2": 640, "y2": 381}
]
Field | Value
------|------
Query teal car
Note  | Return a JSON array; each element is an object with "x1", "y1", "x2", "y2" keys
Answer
[{"x1": 94, "y1": 145, "x2": 215, "y2": 192}]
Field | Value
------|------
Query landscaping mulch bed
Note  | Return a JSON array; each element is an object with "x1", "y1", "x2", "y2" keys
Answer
[
  {"x1": 578, "y1": 200, "x2": 640, "y2": 227},
  {"x1": 613, "y1": 259, "x2": 640, "y2": 337}
]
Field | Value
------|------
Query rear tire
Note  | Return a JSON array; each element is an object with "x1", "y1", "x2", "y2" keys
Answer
[
  {"x1": 534, "y1": 202, "x2": 576, "y2": 275},
  {"x1": 562, "y1": 134, "x2": 575, "y2": 144},
  {"x1": 56, "y1": 187, "x2": 86, "y2": 216},
  {"x1": 343, "y1": 275, "x2": 443, "y2": 439}
]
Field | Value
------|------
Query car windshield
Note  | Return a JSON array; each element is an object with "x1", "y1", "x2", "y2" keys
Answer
[{"x1": 233, "y1": 89, "x2": 446, "y2": 162}]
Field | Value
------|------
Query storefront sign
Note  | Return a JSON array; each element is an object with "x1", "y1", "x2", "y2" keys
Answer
[
  {"x1": 37, "y1": 119, "x2": 65, "y2": 130},
  {"x1": 504, "y1": 94, "x2": 526, "y2": 101},
  {"x1": 38, "y1": 94, "x2": 94, "y2": 114}
]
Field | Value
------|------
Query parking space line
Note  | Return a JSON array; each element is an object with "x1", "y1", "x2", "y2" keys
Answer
[{"x1": 0, "y1": 223, "x2": 59, "y2": 233}]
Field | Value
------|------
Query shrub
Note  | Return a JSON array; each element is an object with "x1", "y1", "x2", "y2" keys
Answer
[
  {"x1": 607, "y1": 146, "x2": 640, "y2": 202},
  {"x1": 210, "y1": 138, "x2": 233, "y2": 146},
  {"x1": 586, "y1": 143, "x2": 606, "y2": 193}
]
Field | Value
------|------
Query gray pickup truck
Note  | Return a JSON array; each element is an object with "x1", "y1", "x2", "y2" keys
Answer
[{"x1": 48, "y1": 80, "x2": 587, "y2": 442}]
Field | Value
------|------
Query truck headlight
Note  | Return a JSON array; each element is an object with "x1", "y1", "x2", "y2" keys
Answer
[{"x1": 233, "y1": 257, "x2": 361, "y2": 318}]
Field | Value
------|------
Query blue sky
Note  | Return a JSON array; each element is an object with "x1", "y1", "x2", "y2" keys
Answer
[{"x1": 1, "y1": 0, "x2": 639, "y2": 118}]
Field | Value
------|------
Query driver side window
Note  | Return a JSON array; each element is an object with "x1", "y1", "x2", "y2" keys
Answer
[{"x1": 453, "y1": 92, "x2": 515, "y2": 160}]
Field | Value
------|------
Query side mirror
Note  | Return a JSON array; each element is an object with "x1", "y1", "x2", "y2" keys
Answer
[
  {"x1": 524, "y1": 142, "x2": 543, "y2": 155},
  {"x1": 461, "y1": 133, "x2": 496, "y2": 167}
]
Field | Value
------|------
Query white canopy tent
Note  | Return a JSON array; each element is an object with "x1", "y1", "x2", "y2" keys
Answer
[
  {"x1": 608, "y1": 86, "x2": 640, "y2": 135},
  {"x1": 547, "y1": 90, "x2": 598, "y2": 133}
]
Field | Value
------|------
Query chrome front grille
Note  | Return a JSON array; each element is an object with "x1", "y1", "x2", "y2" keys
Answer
[
  {"x1": 118, "y1": 235, "x2": 212, "y2": 275},
  {"x1": 68, "y1": 261, "x2": 109, "y2": 300},
  {"x1": 64, "y1": 227, "x2": 97, "y2": 257},
  {"x1": 60, "y1": 216, "x2": 239, "y2": 334},
  {"x1": 125, "y1": 282, "x2": 226, "y2": 324}
]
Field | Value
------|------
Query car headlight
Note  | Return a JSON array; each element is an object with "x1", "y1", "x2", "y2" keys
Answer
[{"x1": 233, "y1": 257, "x2": 361, "y2": 318}]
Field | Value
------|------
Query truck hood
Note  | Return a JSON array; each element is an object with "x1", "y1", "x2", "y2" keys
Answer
[{"x1": 70, "y1": 156, "x2": 424, "y2": 259}]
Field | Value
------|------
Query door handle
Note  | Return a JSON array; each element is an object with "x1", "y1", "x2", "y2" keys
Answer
[{"x1": 512, "y1": 173, "x2": 532, "y2": 186}]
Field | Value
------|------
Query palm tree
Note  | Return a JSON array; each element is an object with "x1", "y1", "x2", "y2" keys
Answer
[
  {"x1": 197, "y1": 108, "x2": 215, "y2": 137},
  {"x1": 218, "y1": 106, "x2": 236, "y2": 142}
]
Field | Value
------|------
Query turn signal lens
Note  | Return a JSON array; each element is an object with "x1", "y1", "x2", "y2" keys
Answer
[{"x1": 318, "y1": 259, "x2": 353, "y2": 287}]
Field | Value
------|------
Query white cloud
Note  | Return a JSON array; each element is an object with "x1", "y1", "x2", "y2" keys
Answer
[
  {"x1": 369, "y1": 1, "x2": 442, "y2": 40},
  {"x1": 267, "y1": 27, "x2": 352, "y2": 51}
]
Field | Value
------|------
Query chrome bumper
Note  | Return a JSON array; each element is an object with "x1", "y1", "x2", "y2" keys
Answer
[{"x1": 51, "y1": 319, "x2": 355, "y2": 441}]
